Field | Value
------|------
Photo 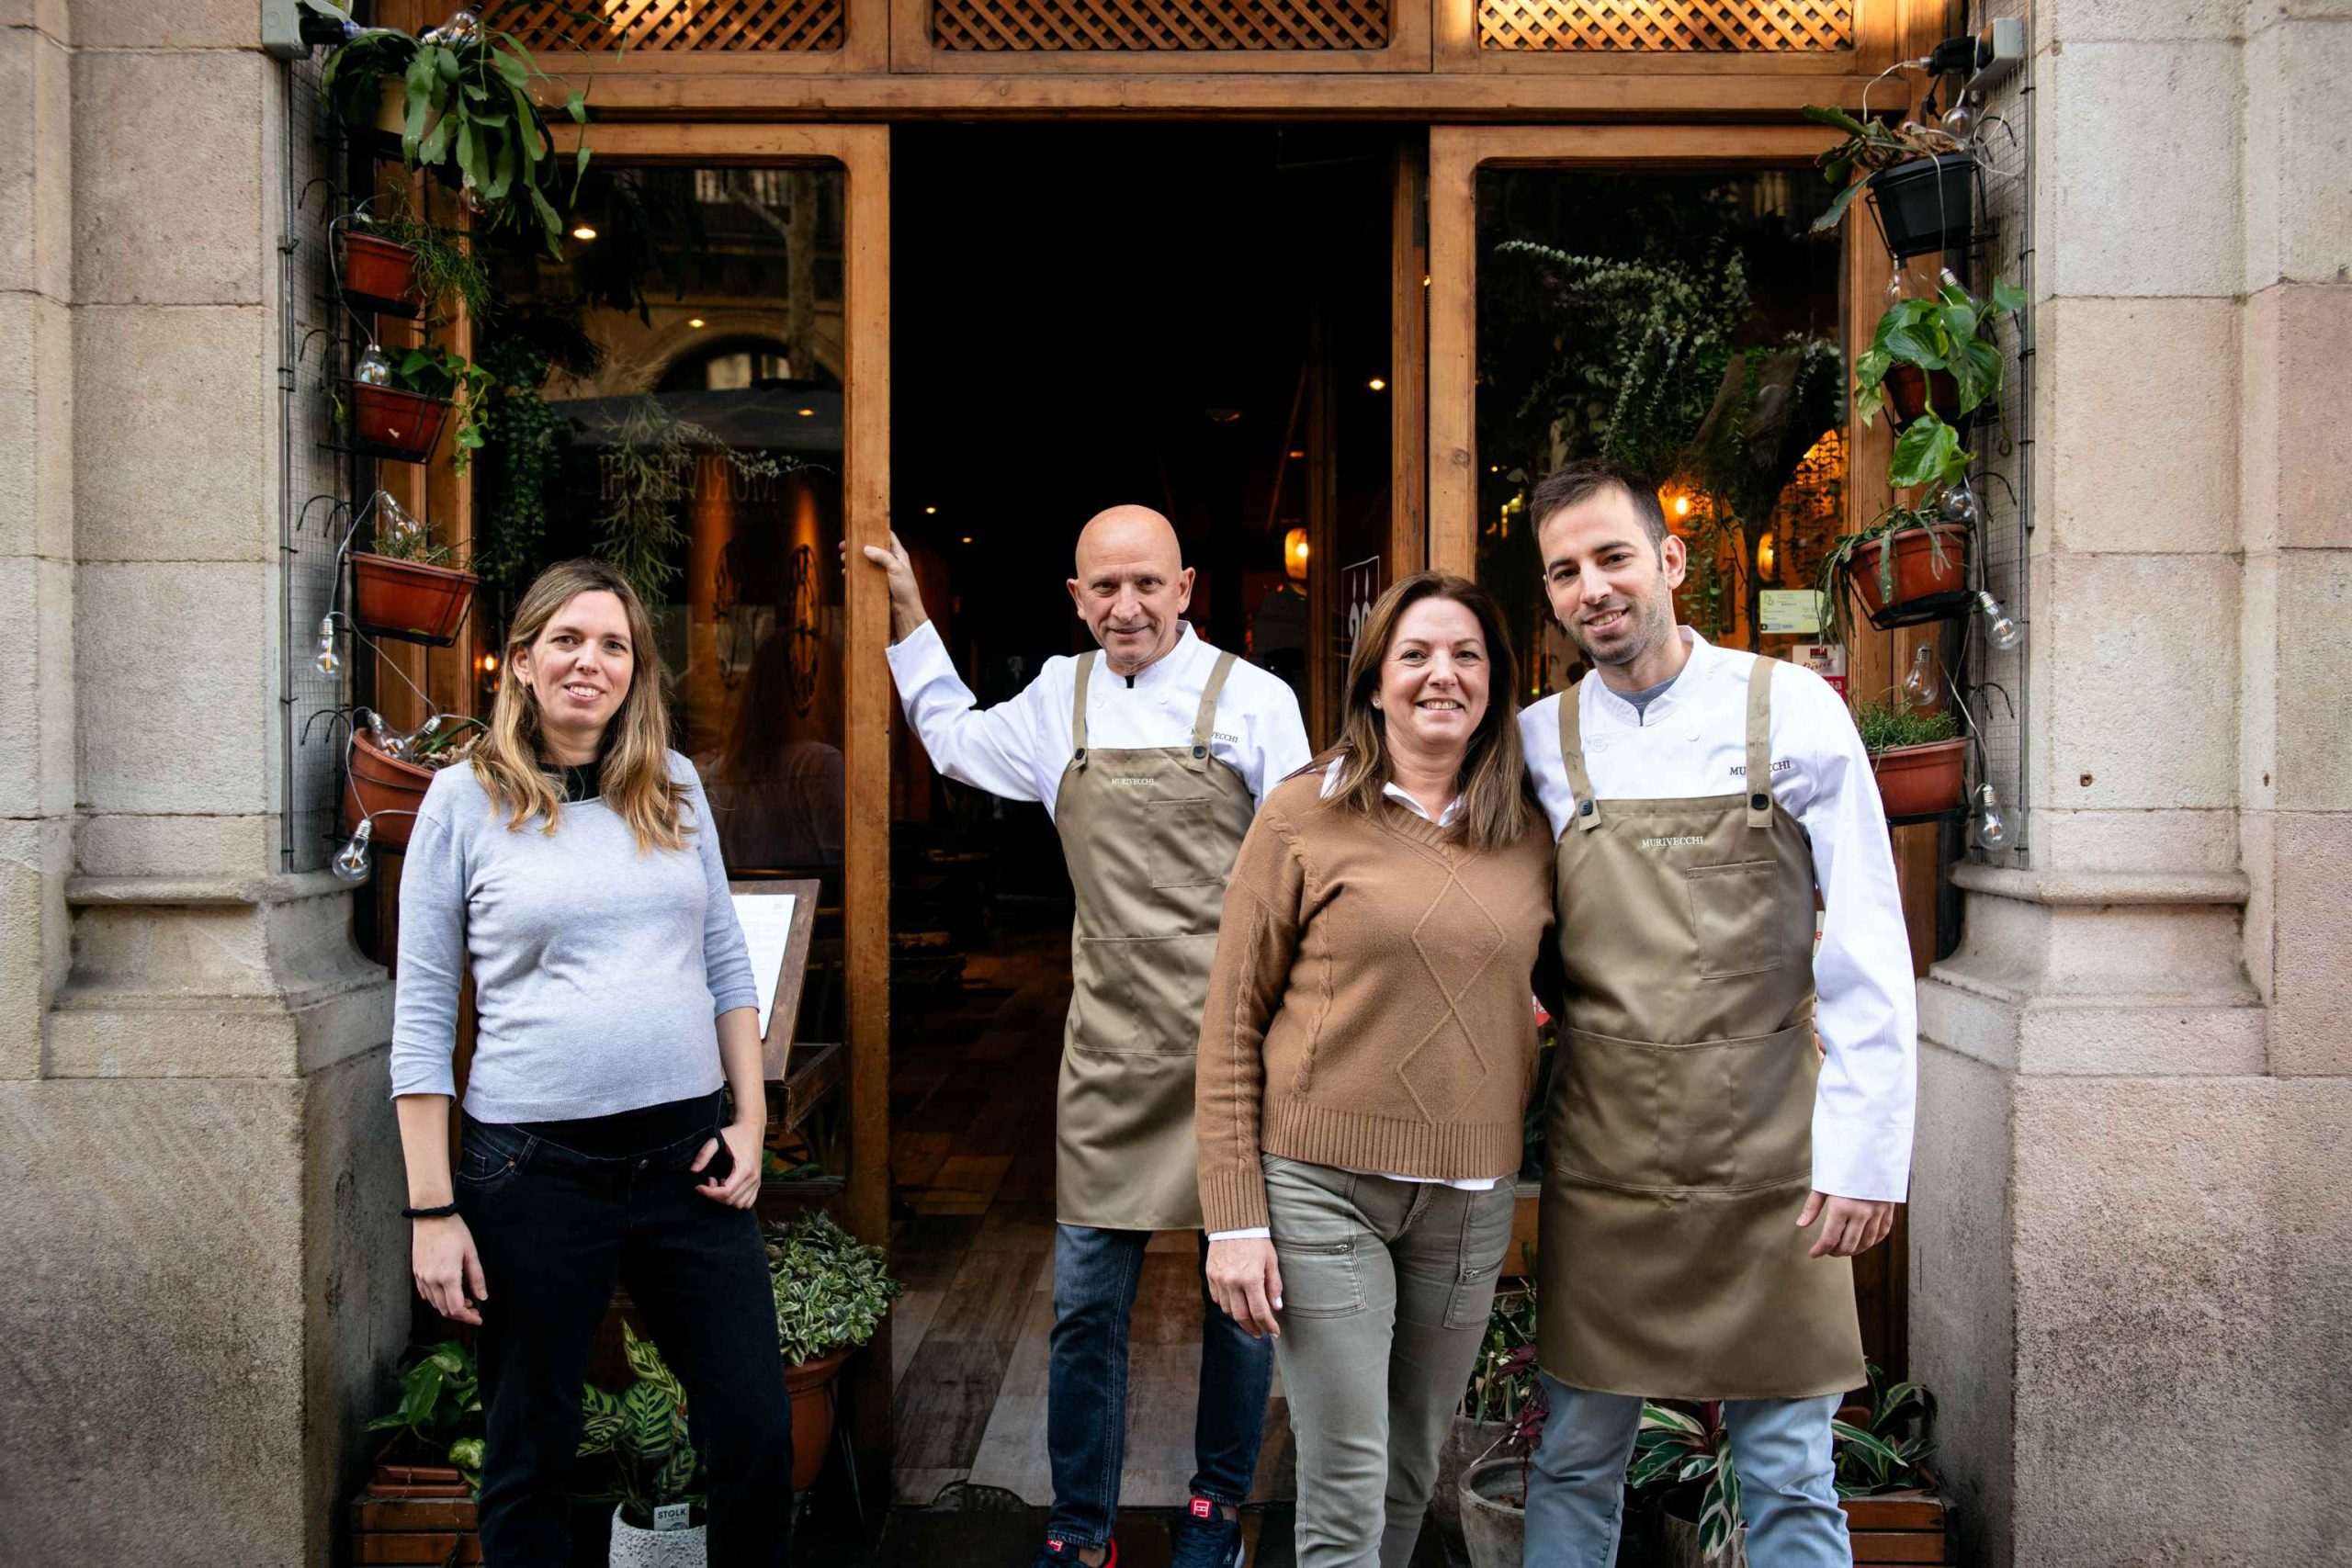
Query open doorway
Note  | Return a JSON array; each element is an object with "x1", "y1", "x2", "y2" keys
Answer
[{"x1": 879, "y1": 124, "x2": 1400, "y2": 1514}]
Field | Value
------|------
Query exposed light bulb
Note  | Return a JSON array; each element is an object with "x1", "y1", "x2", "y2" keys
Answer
[
  {"x1": 1886, "y1": 268, "x2": 1905, "y2": 305},
  {"x1": 1901, "y1": 644, "x2": 1939, "y2": 710},
  {"x1": 1938, "y1": 482, "x2": 1981, "y2": 526},
  {"x1": 1940, "y1": 94, "x2": 1977, "y2": 144},
  {"x1": 1973, "y1": 783, "x2": 2015, "y2": 852},
  {"x1": 314, "y1": 615, "x2": 340, "y2": 677},
  {"x1": 1977, "y1": 591, "x2": 2023, "y2": 650},
  {"x1": 372, "y1": 490, "x2": 424, "y2": 552},
  {"x1": 354, "y1": 344, "x2": 393, "y2": 387},
  {"x1": 333, "y1": 818, "x2": 374, "y2": 885}
]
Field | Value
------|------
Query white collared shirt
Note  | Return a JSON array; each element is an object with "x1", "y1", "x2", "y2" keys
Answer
[
  {"x1": 1206, "y1": 759, "x2": 1501, "y2": 1244},
  {"x1": 883, "y1": 620, "x2": 1310, "y2": 817},
  {"x1": 1516, "y1": 629, "x2": 1918, "y2": 1204}
]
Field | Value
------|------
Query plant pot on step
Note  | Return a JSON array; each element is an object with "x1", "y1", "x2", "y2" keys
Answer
[
  {"x1": 1882, "y1": 365, "x2": 1962, "y2": 432},
  {"x1": 1662, "y1": 1501, "x2": 1748, "y2": 1568},
  {"x1": 354, "y1": 551, "x2": 476, "y2": 646},
  {"x1": 1458, "y1": 1454, "x2": 1526, "y2": 1568},
  {"x1": 608, "y1": 1504, "x2": 705, "y2": 1568},
  {"x1": 1868, "y1": 153, "x2": 1977, "y2": 258},
  {"x1": 349, "y1": 382, "x2": 451, "y2": 463},
  {"x1": 342, "y1": 231, "x2": 424, "y2": 318},
  {"x1": 784, "y1": 1348, "x2": 851, "y2": 1491},
  {"x1": 1846, "y1": 1491, "x2": 1951, "y2": 1563},
  {"x1": 345, "y1": 726, "x2": 435, "y2": 850},
  {"x1": 1871, "y1": 738, "x2": 1970, "y2": 818},
  {"x1": 1846, "y1": 523, "x2": 1972, "y2": 630},
  {"x1": 1433, "y1": 1416, "x2": 1513, "y2": 1553}
]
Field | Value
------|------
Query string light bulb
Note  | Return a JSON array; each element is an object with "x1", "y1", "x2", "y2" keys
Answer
[
  {"x1": 1940, "y1": 92, "x2": 1977, "y2": 144},
  {"x1": 354, "y1": 344, "x2": 392, "y2": 387},
  {"x1": 1974, "y1": 591, "x2": 2023, "y2": 650},
  {"x1": 314, "y1": 615, "x2": 341, "y2": 677},
  {"x1": 1973, "y1": 783, "x2": 2015, "y2": 852},
  {"x1": 1937, "y1": 482, "x2": 1981, "y2": 527},
  {"x1": 333, "y1": 818, "x2": 374, "y2": 885},
  {"x1": 372, "y1": 490, "x2": 424, "y2": 554},
  {"x1": 1901, "y1": 644, "x2": 1939, "y2": 710}
]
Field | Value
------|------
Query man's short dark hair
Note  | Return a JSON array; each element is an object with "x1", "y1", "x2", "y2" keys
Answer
[{"x1": 1529, "y1": 458, "x2": 1670, "y2": 555}]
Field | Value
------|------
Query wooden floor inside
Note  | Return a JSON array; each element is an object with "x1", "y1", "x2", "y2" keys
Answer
[{"x1": 884, "y1": 907, "x2": 1295, "y2": 1511}]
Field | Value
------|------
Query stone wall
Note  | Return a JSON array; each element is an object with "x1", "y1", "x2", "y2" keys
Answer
[
  {"x1": 1913, "y1": 0, "x2": 2352, "y2": 1562},
  {"x1": 0, "y1": 4, "x2": 407, "y2": 1565}
]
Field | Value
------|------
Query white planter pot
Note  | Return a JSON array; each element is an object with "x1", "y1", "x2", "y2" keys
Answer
[{"x1": 608, "y1": 1505, "x2": 707, "y2": 1568}]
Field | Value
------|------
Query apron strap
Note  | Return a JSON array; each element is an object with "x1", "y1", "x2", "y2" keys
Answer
[
  {"x1": 1745, "y1": 656, "x2": 1775, "y2": 829},
  {"x1": 1558, "y1": 676, "x2": 1602, "y2": 831},
  {"x1": 1071, "y1": 651, "x2": 1096, "y2": 768},
  {"x1": 1190, "y1": 651, "x2": 1238, "y2": 770}
]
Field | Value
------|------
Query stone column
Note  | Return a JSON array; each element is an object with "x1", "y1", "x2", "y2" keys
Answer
[
  {"x1": 1911, "y1": 1, "x2": 2351, "y2": 1562},
  {"x1": 0, "y1": 6, "x2": 407, "y2": 1566}
]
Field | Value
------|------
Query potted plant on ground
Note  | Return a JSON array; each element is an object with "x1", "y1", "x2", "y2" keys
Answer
[
  {"x1": 348, "y1": 489, "x2": 480, "y2": 646},
  {"x1": 1819, "y1": 505, "x2": 1972, "y2": 640},
  {"x1": 1803, "y1": 105, "x2": 1975, "y2": 258},
  {"x1": 767, "y1": 1211, "x2": 900, "y2": 1490},
  {"x1": 1632, "y1": 1401, "x2": 1745, "y2": 1566},
  {"x1": 1856, "y1": 701, "x2": 1967, "y2": 818},
  {"x1": 352, "y1": 1340, "x2": 488, "y2": 1564},
  {"x1": 345, "y1": 708, "x2": 482, "y2": 851},
  {"x1": 307, "y1": 0, "x2": 590, "y2": 256},
  {"x1": 1834, "y1": 1365, "x2": 1951, "y2": 1562},
  {"x1": 578, "y1": 1324, "x2": 707, "y2": 1568}
]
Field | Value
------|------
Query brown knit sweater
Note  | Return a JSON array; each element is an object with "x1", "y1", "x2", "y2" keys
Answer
[{"x1": 1194, "y1": 772, "x2": 1556, "y2": 1235}]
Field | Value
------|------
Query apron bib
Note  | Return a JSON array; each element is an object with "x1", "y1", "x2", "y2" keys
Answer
[
  {"x1": 1052, "y1": 648, "x2": 1259, "y2": 1231},
  {"x1": 1538, "y1": 658, "x2": 1865, "y2": 1400}
]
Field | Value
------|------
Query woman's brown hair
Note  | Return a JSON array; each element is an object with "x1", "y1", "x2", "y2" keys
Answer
[
  {"x1": 469, "y1": 558, "x2": 691, "y2": 853},
  {"x1": 1317, "y1": 571, "x2": 1535, "y2": 853}
]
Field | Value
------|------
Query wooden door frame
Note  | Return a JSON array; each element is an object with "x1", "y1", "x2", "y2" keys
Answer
[{"x1": 568, "y1": 125, "x2": 894, "y2": 1265}]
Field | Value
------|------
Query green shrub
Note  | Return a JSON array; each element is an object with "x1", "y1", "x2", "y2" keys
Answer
[
  {"x1": 1854, "y1": 699, "x2": 1959, "y2": 753},
  {"x1": 767, "y1": 1212, "x2": 901, "y2": 1366}
]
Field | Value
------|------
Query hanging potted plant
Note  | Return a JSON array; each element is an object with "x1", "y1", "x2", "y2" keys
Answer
[
  {"x1": 307, "y1": 0, "x2": 591, "y2": 257},
  {"x1": 346, "y1": 489, "x2": 480, "y2": 645},
  {"x1": 348, "y1": 342, "x2": 494, "y2": 469},
  {"x1": 344, "y1": 709, "x2": 482, "y2": 852},
  {"x1": 1856, "y1": 700, "x2": 1967, "y2": 818},
  {"x1": 337, "y1": 198, "x2": 497, "y2": 323},
  {"x1": 1803, "y1": 105, "x2": 1975, "y2": 259},
  {"x1": 1854, "y1": 276, "x2": 2026, "y2": 437},
  {"x1": 767, "y1": 1212, "x2": 900, "y2": 1491},
  {"x1": 1819, "y1": 505, "x2": 1973, "y2": 637},
  {"x1": 578, "y1": 1325, "x2": 707, "y2": 1568}
]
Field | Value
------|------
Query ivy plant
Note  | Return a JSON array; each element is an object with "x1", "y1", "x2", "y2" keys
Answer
[
  {"x1": 766, "y1": 1212, "x2": 901, "y2": 1367},
  {"x1": 1853, "y1": 277, "x2": 2027, "y2": 492},
  {"x1": 383, "y1": 343, "x2": 495, "y2": 474},
  {"x1": 364, "y1": 1339, "x2": 486, "y2": 1492}
]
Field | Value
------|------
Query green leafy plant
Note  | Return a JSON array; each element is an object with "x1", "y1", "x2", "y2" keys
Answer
[
  {"x1": 1801, "y1": 105, "x2": 1966, "y2": 235},
  {"x1": 384, "y1": 343, "x2": 496, "y2": 474},
  {"x1": 1853, "y1": 277, "x2": 2027, "y2": 491},
  {"x1": 1460, "y1": 1271, "x2": 1542, "y2": 1425},
  {"x1": 308, "y1": 0, "x2": 591, "y2": 255},
  {"x1": 1632, "y1": 1401, "x2": 1743, "y2": 1561},
  {"x1": 1832, "y1": 1363, "x2": 1939, "y2": 1497},
  {"x1": 1815, "y1": 504, "x2": 1955, "y2": 647},
  {"x1": 594, "y1": 396, "x2": 788, "y2": 606},
  {"x1": 577, "y1": 1323, "x2": 702, "y2": 1529},
  {"x1": 353, "y1": 205, "x2": 495, "y2": 324},
  {"x1": 1853, "y1": 698, "x2": 1960, "y2": 754},
  {"x1": 365, "y1": 1339, "x2": 486, "y2": 1491},
  {"x1": 474, "y1": 336, "x2": 565, "y2": 601},
  {"x1": 766, "y1": 1212, "x2": 901, "y2": 1367}
]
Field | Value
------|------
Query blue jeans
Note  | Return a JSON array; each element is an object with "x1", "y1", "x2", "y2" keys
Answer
[
  {"x1": 1523, "y1": 1375, "x2": 1849, "y2": 1568},
  {"x1": 1044, "y1": 1224, "x2": 1275, "y2": 1549}
]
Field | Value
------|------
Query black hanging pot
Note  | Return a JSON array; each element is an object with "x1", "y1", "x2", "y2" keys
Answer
[{"x1": 1869, "y1": 153, "x2": 1977, "y2": 259}]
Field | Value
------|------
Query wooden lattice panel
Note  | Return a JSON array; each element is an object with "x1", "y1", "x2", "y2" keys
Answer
[
  {"x1": 932, "y1": 0, "x2": 1390, "y2": 51},
  {"x1": 496, "y1": 0, "x2": 845, "y2": 51},
  {"x1": 1480, "y1": 0, "x2": 1850, "y2": 50}
]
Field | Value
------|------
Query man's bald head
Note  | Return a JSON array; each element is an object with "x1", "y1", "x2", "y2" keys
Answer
[{"x1": 1068, "y1": 504, "x2": 1195, "y2": 676}]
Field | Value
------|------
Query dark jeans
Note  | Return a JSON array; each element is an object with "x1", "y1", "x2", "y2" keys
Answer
[
  {"x1": 457, "y1": 1113, "x2": 791, "y2": 1568},
  {"x1": 1045, "y1": 1224, "x2": 1275, "y2": 1549}
]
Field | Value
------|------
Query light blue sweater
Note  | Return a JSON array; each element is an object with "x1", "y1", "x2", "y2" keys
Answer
[{"x1": 389, "y1": 751, "x2": 760, "y2": 1122}]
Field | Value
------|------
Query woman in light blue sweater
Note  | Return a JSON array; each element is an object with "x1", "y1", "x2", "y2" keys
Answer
[{"x1": 390, "y1": 558, "x2": 789, "y2": 1567}]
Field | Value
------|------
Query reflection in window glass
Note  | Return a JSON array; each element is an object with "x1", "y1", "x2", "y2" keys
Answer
[{"x1": 1475, "y1": 170, "x2": 1844, "y2": 694}]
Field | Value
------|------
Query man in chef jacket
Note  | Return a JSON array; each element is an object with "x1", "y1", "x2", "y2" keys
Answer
[
  {"x1": 1512, "y1": 459, "x2": 1917, "y2": 1568},
  {"x1": 861, "y1": 507, "x2": 1311, "y2": 1568}
]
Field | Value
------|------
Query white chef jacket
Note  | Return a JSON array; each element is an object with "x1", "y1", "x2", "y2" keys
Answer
[
  {"x1": 1517, "y1": 628, "x2": 1917, "y2": 1204},
  {"x1": 883, "y1": 617, "x2": 1312, "y2": 818}
]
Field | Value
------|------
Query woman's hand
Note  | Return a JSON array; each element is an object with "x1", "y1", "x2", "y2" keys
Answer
[
  {"x1": 694, "y1": 1119, "x2": 764, "y2": 1209},
  {"x1": 1205, "y1": 1237, "x2": 1284, "y2": 1340},
  {"x1": 413, "y1": 1214, "x2": 487, "y2": 1325}
]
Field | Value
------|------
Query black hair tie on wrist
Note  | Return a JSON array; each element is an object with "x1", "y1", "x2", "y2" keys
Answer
[{"x1": 403, "y1": 1201, "x2": 460, "y2": 1220}]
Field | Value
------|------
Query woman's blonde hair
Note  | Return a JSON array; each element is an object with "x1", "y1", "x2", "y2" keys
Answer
[
  {"x1": 1317, "y1": 571, "x2": 1535, "y2": 853},
  {"x1": 470, "y1": 558, "x2": 690, "y2": 852}
]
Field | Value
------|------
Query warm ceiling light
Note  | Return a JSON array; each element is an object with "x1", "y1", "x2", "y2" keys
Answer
[
  {"x1": 1673, "y1": 494, "x2": 1691, "y2": 517},
  {"x1": 924, "y1": 505, "x2": 937, "y2": 514},
  {"x1": 961, "y1": 535, "x2": 973, "y2": 545},
  {"x1": 1283, "y1": 526, "x2": 1311, "y2": 582},
  {"x1": 1756, "y1": 533, "x2": 1778, "y2": 576},
  {"x1": 686, "y1": 317, "x2": 707, "y2": 329},
  {"x1": 1367, "y1": 378, "x2": 1387, "y2": 391},
  {"x1": 571, "y1": 224, "x2": 597, "y2": 241},
  {"x1": 797, "y1": 407, "x2": 815, "y2": 417},
  {"x1": 1287, "y1": 449, "x2": 1306, "y2": 460}
]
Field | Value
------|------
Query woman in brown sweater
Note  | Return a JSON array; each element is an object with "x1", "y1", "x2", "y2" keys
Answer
[{"x1": 1196, "y1": 572, "x2": 1555, "y2": 1568}]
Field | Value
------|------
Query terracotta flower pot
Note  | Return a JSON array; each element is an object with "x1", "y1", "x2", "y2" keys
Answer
[
  {"x1": 342, "y1": 231, "x2": 424, "y2": 318},
  {"x1": 354, "y1": 551, "x2": 476, "y2": 646},
  {"x1": 784, "y1": 1348, "x2": 851, "y2": 1491},
  {"x1": 350, "y1": 382, "x2": 451, "y2": 463},
  {"x1": 1847, "y1": 523, "x2": 1971, "y2": 628},
  {"x1": 1871, "y1": 738, "x2": 1969, "y2": 818},
  {"x1": 1882, "y1": 364, "x2": 1962, "y2": 431},
  {"x1": 345, "y1": 727, "x2": 436, "y2": 849}
]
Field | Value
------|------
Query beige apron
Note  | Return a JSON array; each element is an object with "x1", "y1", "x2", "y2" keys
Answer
[
  {"x1": 1052, "y1": 648, "x2": 1259, "y2": 1231},
  {"x1": 1538, "y1": 659, "x2": 1866, "y2": 1400}
]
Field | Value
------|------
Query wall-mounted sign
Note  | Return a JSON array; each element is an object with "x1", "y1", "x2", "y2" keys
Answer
[{"x1": 1759, "y1": 589, "x2": 1828, "y2": 636}]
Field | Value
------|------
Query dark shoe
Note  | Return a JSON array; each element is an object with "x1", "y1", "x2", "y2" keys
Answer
[
  {"x1": 1170, "y1": 1496, "x2": 1244, "y2": 1568},
  {"x1": 1034, "y1": 1536, "x2": 1118, "y2": 1568}
]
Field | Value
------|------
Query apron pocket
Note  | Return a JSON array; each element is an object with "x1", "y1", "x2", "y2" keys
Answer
[
  {"x1": 1554, "y1": 1024, "x2": 1817, "y2": 1190},
  {"x1": 1686, "y1": 860, "x2": 1789, "y2": 980},
  {"x1": 1148, "y1": 799, "x2": 1243, "y2": 890},
  {"x1": 1072, "y1": 933, "x2": 1221, "y2": 1055}
]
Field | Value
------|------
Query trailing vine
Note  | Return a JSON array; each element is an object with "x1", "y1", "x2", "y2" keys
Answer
[
  {"x1": 474, "y1": 335, "x2": 564, "y2": 604},
  {"x1": 592, "y1": 397, "x2": 791, "y2": 606}
]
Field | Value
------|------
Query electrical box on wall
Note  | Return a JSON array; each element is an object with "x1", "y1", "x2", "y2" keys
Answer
[{"x1": 261, "y1": 0, "x2": 306, "y2": 59}]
